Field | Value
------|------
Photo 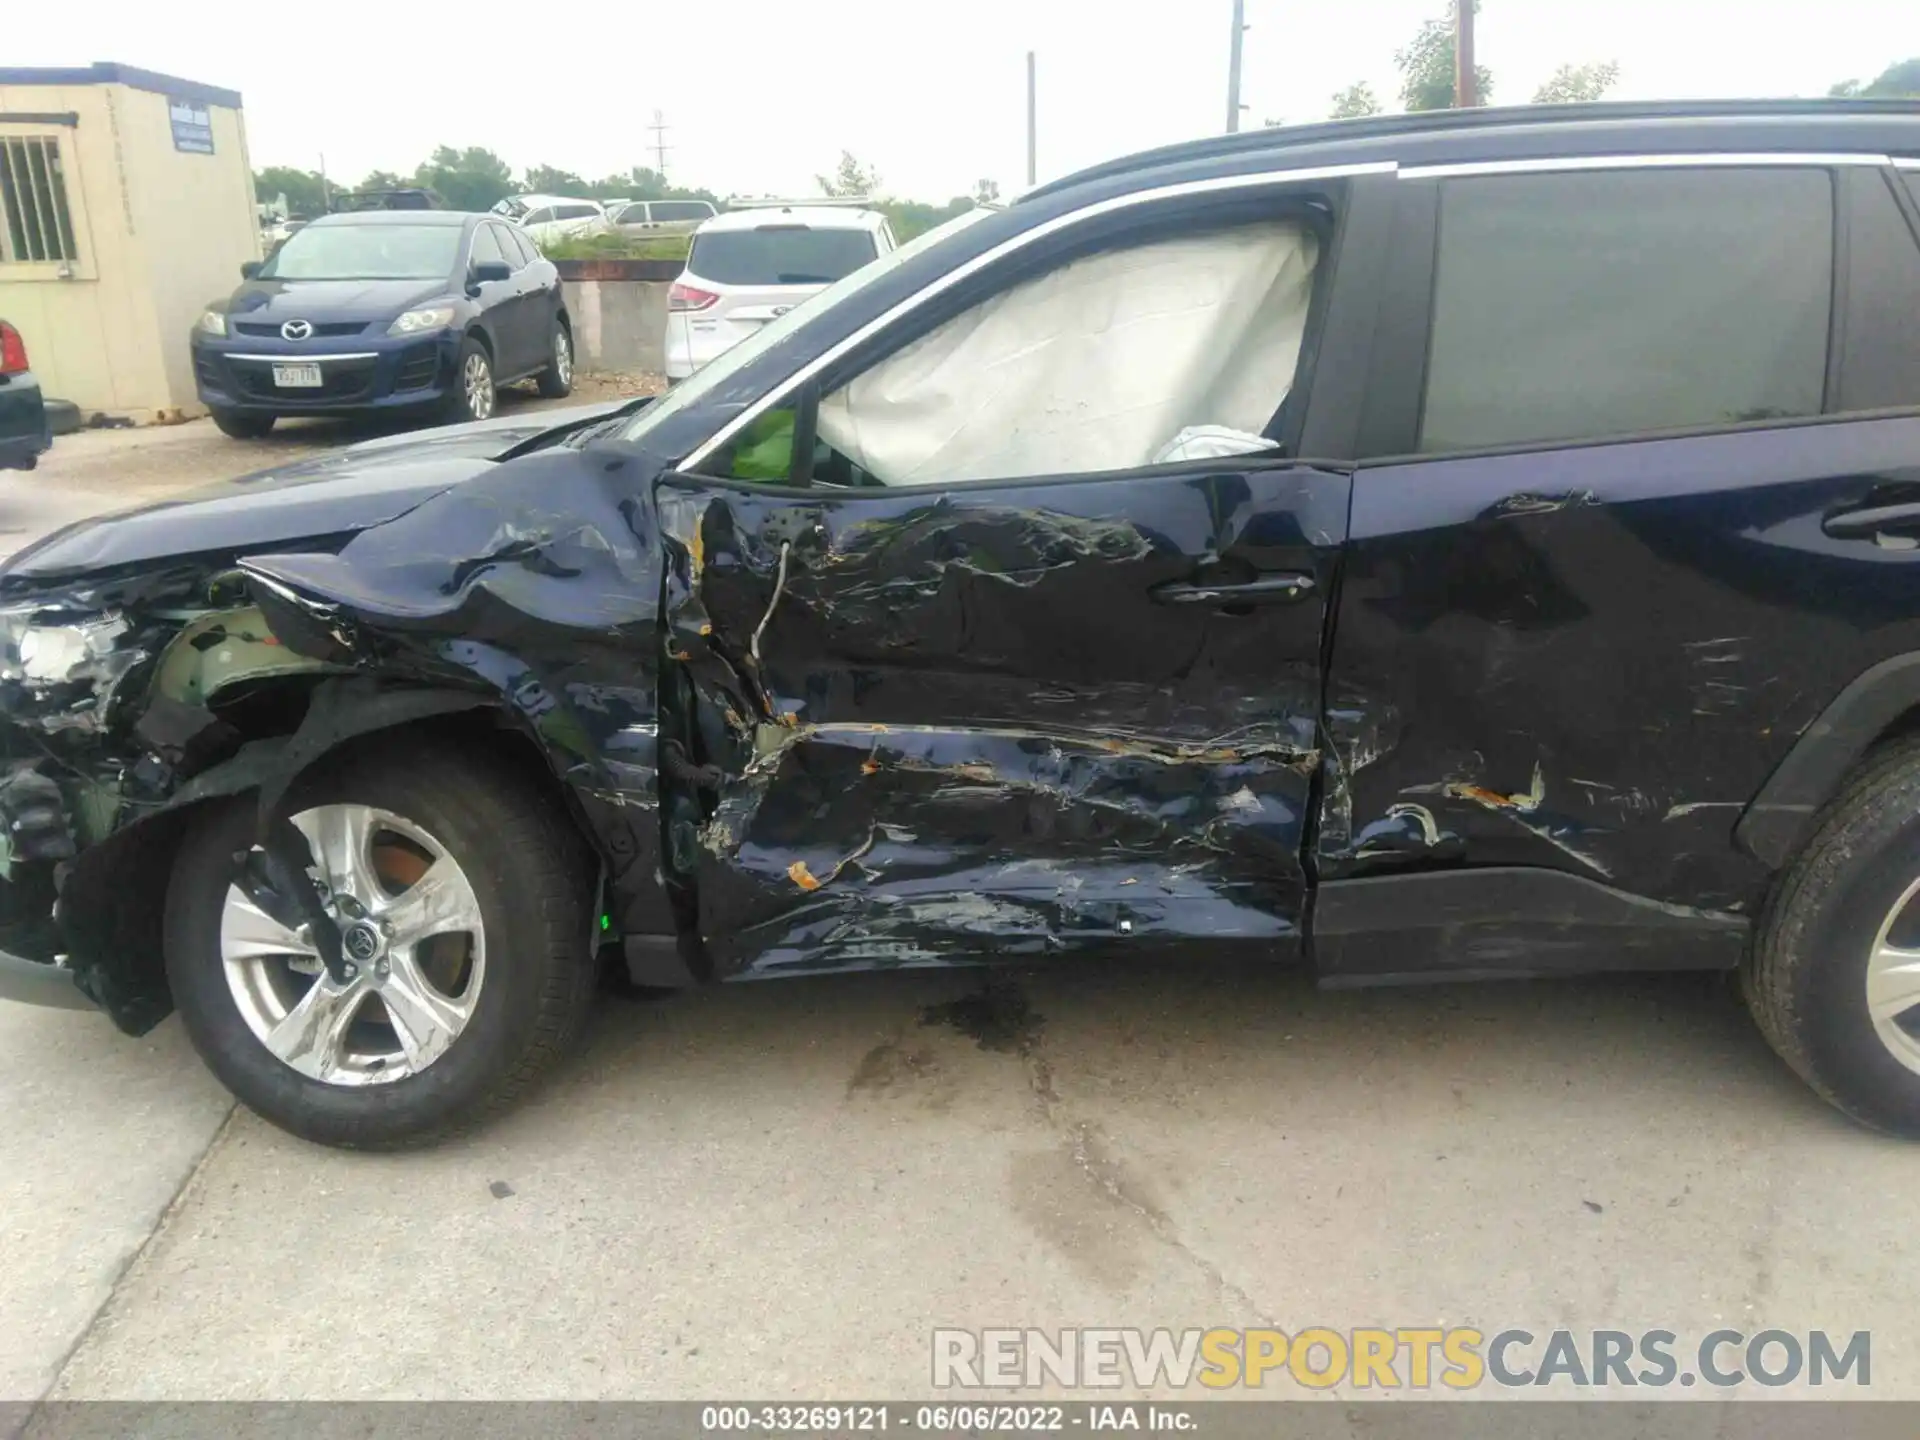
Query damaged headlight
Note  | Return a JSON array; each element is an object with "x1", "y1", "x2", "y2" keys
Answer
[{"x1": 14, "y1": 614, "x2": 131, "y2": 683}]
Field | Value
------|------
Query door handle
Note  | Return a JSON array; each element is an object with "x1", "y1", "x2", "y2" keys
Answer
[
  {"x1": 1823, "y1": 502, "x2": 1920, "y2": 539},
  {"x1": 1150, "y1": 572, "x2": 1317, "y2": 606}
]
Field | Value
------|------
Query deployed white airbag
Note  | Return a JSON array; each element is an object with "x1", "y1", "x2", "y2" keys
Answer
[{"x1": 816, "y1": 220, "x2": 1318, "y2": 487}]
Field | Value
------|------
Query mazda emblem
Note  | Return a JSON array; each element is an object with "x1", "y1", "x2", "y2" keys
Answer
[{"x1": 280, "y1": 319, "x2": 314, "y2": 341}]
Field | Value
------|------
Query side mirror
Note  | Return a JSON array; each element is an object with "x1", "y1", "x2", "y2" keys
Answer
[
  {"x1": 472, "y1": 261, "x2": 512, "y2": 284},
  {"x1": 240, "y1": 260, "x2": 263, "y2": 280}
]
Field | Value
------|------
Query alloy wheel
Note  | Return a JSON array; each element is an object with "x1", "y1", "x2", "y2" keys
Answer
[
  {"x1": 464, "y1": 352, "x2": 495, "y2": 420},
  {"x1": 1866, "y1": 873, "x2": 1920, "y2": 1077},
  {"x1": 220, "y1": 804, "x2": 487, "y2": 1086}
]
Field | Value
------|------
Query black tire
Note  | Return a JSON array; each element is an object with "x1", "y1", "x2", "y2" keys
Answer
[
  {"x1": 441, "y1": 334, "x2": 496, "y2": 424},
  {"x1": 536, "y1": 319, "x2": 574, "y2": 399},
  {"x1": 1747, "y1": 735, "x2": 1920, "y2": 1136},
  {"x1": 210, "y1": 408, "x2": 274, "y2": 439},
  {"x1": 164, "y1": 740, "x2": 597, "y2": 1150}
]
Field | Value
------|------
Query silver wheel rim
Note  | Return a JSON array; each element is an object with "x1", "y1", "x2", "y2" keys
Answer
[
  {"x1": 554, "y1": 328, "x2": 572, "y2": 386},
  {"x1": 220, "y1": 804, "x2": 487, "y2": 1087},
  {"x1": 1866, "y1": 873, "x2": 1920, "y2": 1076},
  {"x1": 463, "y1": 352, "x2": 494, "y2": 419}
]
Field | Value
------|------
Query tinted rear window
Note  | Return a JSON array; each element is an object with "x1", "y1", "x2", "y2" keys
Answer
[{"x1": 689, "y1": 226, "x2": 879, "y2": 285}]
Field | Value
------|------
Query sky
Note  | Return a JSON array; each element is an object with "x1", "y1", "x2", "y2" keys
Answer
[{"x1": 6, "y1": 0, "x2": 1918, "y2": 201}]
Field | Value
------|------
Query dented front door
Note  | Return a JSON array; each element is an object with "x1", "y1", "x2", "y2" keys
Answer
[{"x1": 657, "y1": 464, "x2": 1349, "y2": 977}]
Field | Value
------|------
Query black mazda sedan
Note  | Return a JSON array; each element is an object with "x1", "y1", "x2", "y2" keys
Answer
[{"x1": 190, "y1": 211, "x2": 573, "y2": 439}]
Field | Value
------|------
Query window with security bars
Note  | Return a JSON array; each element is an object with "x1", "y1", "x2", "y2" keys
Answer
[{"x1": 0, "y1": 136, "x2": 80, "y2": 264}]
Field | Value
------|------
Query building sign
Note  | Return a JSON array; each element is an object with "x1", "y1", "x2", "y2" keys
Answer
[{"x1": 168, "y1": 97, "x2": 214, "y2": 155}]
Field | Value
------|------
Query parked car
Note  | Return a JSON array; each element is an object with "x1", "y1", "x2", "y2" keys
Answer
[
  {"x1": 608, "y1": 198, "x2": 718, "y2": 236},
  {"x1": 330, "y1": 188, "x2": 443, "y2": 213},
  {"x1": 665, "y1": 202, "x2": 894, "y2": 379},
  {"x1": 0, "y1": 320, "x2": 51, "y2": 471},
  {"x1": 490, "y1": 194, "x2": 608, "y2": 249},
  {"x1": 190, "y1": 210, "x2": 573, "y2": 437},
  {"x1": 7, "y1": 100, "x2": 1920, "y2": 1150}
]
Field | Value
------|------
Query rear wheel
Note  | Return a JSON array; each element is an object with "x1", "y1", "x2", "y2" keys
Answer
[
  {"x1": 536, "y1": 320, "x2": 574, "y2": 398},
  {"x1": 210, "y1": 408, "x2": 274, "y2": 439},
  {"x1": 164, "y1": 742, "x2": 596, "y2": 1149},
  {"x1": 1747, "y1": 736, "x2": 1920, "y2": 1136}
]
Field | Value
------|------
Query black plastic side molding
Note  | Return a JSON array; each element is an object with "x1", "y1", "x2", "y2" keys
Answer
[{"x1": 1312, "y1": 867, "x2": 1748, "y2": 986}]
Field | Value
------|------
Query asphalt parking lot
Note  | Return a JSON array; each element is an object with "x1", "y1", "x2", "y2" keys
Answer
[{"x1": 3, "y1": 404, "x2": 1918, "y2": 1409}]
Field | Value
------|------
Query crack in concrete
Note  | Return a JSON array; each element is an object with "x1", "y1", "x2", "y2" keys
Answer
[{"x1": 1020, "y1": 1040, "x2": 1274, "y2": 1326}]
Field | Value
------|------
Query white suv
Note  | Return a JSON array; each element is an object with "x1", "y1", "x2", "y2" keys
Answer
[{"x1": 665, "y1": 203, "x2": 895, "y2": 380}]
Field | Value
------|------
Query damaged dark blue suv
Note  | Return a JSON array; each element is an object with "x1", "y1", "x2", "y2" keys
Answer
[{"x1": 6, "y1": 99, "x2": 1920, "y2": 1150}]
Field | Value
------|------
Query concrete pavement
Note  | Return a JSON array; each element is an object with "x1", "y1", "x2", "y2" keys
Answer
[{"x1": 2, "y1": 408, "x2": 1917, "y2": 1410}]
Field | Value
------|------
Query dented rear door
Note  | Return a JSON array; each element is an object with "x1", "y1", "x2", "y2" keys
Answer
[{"x1": 657, "y1": 464, "x2": 1348, "y2": 977}]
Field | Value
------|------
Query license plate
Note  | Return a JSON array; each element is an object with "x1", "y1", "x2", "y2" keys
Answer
[{"x1": 272, "y1": 363, "x2": 323, "y2": 388}]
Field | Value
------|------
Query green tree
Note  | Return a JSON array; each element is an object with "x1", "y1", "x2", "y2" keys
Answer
[
  {"x1": 1396, "y1": 2, "x2": 1492, "y2": 111},
  {"x1": 1329, "y1": 82, "x2": 1384, "y2": 119},
  {"x1": 354, "y1": 169, "x2": 407, "y2": 193},
  {"x1": 254, "y1": 166, "x2": 328, "y2": 217},
  {"x1": 817, "y1": 151, "x2": 882, "y2": 199},
  {"x1": 1831, "y1": 57, "x2": 1920, "y2": 98},
  {"x1": 412, "y1": 146, "x2": 514, "y2": 212},
  {"x1": 522, "y1": 164, "x2": 590, "y2": 197},
  {"x1": 1533, "y1": 60, "x2": 1621, "y2": 104}
]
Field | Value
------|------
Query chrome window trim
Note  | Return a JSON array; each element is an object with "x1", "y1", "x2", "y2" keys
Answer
[
  {"x1": 1400, "y1": 151, "x2": 1893, "y2": 180},
  {"x1": 682, "y1": 160, "x2": 1397, "y2": 469}
]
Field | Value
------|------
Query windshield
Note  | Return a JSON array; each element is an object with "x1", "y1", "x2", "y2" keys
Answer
[
  {"x1": 261, "y1": 224, "x2": 462, "y2": 281},
  {"x1": 689, "y1": 226, "x2": 878, "y2": 286},
  {"x1": 621, "y1": 206, "x2": 995, "y2": 446}
]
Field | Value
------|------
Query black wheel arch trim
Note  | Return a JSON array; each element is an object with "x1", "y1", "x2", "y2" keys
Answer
[{"x1": 1736, "y1": 651, "x2": 1920, "y2": 869}]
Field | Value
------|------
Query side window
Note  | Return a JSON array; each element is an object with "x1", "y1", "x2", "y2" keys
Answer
[
  {"x1": 1906, "y1": 171, "x2": 1920, "y2": 211},
  {"x1": 468, "y1": 224, "x2": 507, "y2": 270},
  {"x1": 500, "y1": 226, "x2": 537, "y2": 267},
  {"x1": 719, "y1": 217, "x2": 1322, "y2": 487},
  {"x1": 558, "y1": 204, "x2": 599, "y2": 221},
  {"x1": 1419, "y1": 168, "x2": 1834, "y2": 453},
  {"x1": 615, "y1": 203, "x2": 648, "y2": 225},
  {"x1": 652, "y1": 201, "x2": 712, "y2": 223},
  {"x1": 1838, "y1": 171, "x2": 1920, "y2": 412},
  {"x1": 523, "y1": 208, "x2": 553, "y2": 227}
]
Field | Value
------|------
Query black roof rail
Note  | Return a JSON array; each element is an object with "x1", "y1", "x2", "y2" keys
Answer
[{"x1": 1025, "y1": 97, "x2": 1920, "y2": 200}]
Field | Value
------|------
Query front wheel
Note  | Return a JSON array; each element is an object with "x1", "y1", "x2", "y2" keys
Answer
[
  {"x1": 210, "y1": 408, "x2": 274, "y2": 439},
  {"x1": 1748, "y1": 736, "x2": 1920, "y2": 1136},
  {"x1": 536, "y1": 320, "x2": 574, "y2": 398},
  {"x1": 164, "y1": 742, "x2": 596, "y2": 1149},
  {"x1": 442, "y1": 335, "x2": 497, "y2": 424}
]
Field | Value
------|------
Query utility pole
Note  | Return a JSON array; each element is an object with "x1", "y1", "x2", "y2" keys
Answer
[
  {"x1": 1026, "y1": 51, "x2": 1038, "y2": 186},
  {"x1": 648, "y1": 110, "x2": 673, "y2": 179},
  {"x1": 1454, "y1": 0, "x2": 1478, "y2": 108},
  {"x1": 318, "y1": 152, "x2": 331, "y2": 210},
  {"x1": 1226, "y1": 0, "x2": 1247, "y2": 133}
]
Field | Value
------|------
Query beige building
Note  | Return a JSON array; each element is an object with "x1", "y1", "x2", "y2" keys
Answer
[{"x1": 0, "y1": 63, "x2": 259, "y2": 423}]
